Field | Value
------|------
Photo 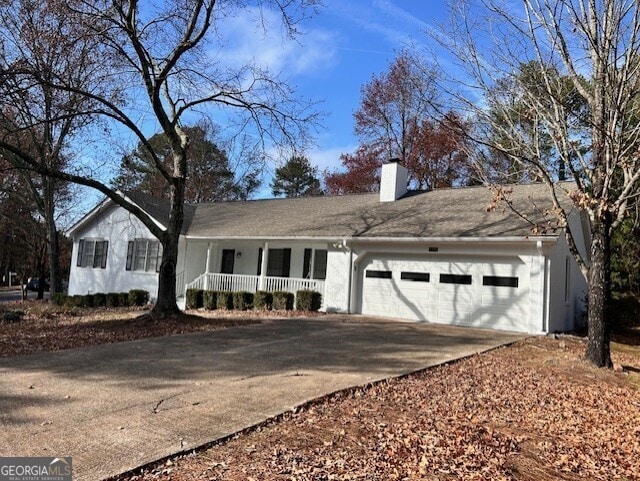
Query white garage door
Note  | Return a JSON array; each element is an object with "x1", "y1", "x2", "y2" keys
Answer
[{"x1": 359, "y1": 255, "x2": 531, "y2": 332}]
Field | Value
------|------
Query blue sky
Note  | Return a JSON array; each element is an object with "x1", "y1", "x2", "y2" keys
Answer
[
  {"x1": 220, "y1": 0, "x2": 449, "y2": 188},
  {"x1": 75, "y1": 1, "x2": 450, "y2": 214},
  {"x1": 299, "y1": 1, "x2": 446, "y2": 173}
]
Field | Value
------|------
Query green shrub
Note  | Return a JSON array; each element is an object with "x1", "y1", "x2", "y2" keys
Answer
[
  {"x1": 296, "y1": 290, "x2": 322, "y2": 311},
  {"x1": 118, "y1": 292, "x2": 130, "y2": 306},
  {"x1": 51, "y1": 292, "x2": 67, "y2": 306},
  {"x1": 83, "y1": 294, "x2": 95, "y2": 308},
  {"x1": 64, "y1": 295, "x2": 81, "y2": 308},
  {"x1": 233, "y1": 291, "x2": 254, "y2": 311},
  {"x1": 186, "y1": 289, "x2": 204, "y2": 309},
  {"x1": 254, "y1": 290, "x2": 273, "y2": 310},
  {"x1": 106, "y1": 293, "x2": 120, "y2": 308},
  {"x1": 2, "y1": 310, "x2": 25, "y2": 323},
  {"x1": 203, "y1": 290, "x2": 217, "y2": 310},
  {"x1": 93, "y1": 293, "x2": 107, "y2": 307},
  {"x1": 215, "y1": 291, "x2": 234, "y2": 310},
  {"x1": 272, "y1": 291, "x2": 294, "y2": 311},
  {"x1": 128, "y1": 289, "x2": 149, "y2": 307}
]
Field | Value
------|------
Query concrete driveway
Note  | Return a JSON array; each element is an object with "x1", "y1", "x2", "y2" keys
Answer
[{"x1": 0, "y1": 316, "x2": 524, "y2": 480}]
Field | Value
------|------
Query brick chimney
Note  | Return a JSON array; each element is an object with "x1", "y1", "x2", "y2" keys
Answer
[{"x1": 379, "y1": 158, "x2": 408, "y2": 202}]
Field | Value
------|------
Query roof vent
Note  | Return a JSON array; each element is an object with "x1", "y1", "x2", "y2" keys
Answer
[{"x1": 379, "y1": 158, "x2": 408, "y2": 202}]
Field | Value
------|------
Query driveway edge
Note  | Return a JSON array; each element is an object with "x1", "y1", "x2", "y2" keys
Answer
[{"x1": 106, "y1": 336, "x2": 526, "y2": 480}]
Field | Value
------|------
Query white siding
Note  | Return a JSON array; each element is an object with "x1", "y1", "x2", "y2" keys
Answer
[
  {"x1": 68, "y1": 205, "x2": 161, "y2": 298},
  {"x1": 68, "y1": 199, "x2": 588, "y2": 333},
  {"x1": 323, "y1": 247, "x2": 352, "y2": 313},
  {"x1": 547, "y1": 231, "x2": 588, "y2": 333}
]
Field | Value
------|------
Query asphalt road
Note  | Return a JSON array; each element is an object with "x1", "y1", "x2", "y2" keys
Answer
[{"x1": 0, "y1": 289, "x2": 49, "y2": 302}]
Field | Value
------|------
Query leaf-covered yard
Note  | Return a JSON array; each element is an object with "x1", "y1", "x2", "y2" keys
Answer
[
  {"x1": 114, "y1": 337, "x2": 640, "y2": 481},
  {"x1": 2, "y1": 300, "x2": 639, "y2": 480},
  {"x1": 105, "y1": 337, "x2": 640, "y2": 481}
]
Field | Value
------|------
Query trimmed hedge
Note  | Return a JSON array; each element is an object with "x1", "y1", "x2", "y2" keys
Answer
[
  {"x1": 233, "y1": 291, "x2": 254, "y2": 311},
  {"x1": 254, "y1": 290, "x2": 273, "y2": 310},
  {"x1": 3, "y1": 309, "x2": 25, "y2": 323},
  {"x1": 64, "y1": 295, "x2": 82, "y2": 308},
  {"x1": 203, "y1": 290, "x2": 217, "y2": 310},
  {"x1": 215, "y1": 291, "x2": 234, "y2": 310},
  {"x1": 128, "y1": 289, "x2": 149, "y2": 307},
  {"x1": 84, "y1": 294, "x2": 95, "y2": 308},
  {"x1": 51, "y1": 292, "x2": 67, "y2": 306},
  {"x1": 186, "y1": 288, "x2": 204, "y2": 309},
  {"x1": 118, "y1": 292, "x2": 130, "y2": 306},
  {"x1": 52, "y1": 291, "x2": 149, "y2": 309},
  {"x1": 93, "y1": 293, "x2": 107, "y2": 307},
  {"x1": 106, "y1": 292, "x2": 120, "y2": 307},
  {"x1": 296, "y1": 290, "x2": 322, "y2": 311},
  {"x1": 272, "y1": 291, "x2": 294, "y2": 311}
]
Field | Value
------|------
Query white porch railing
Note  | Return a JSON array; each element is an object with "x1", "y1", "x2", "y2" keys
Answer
[
  {"x1": 263, "y1": 276, "x2": 325, "y2": 294},
  {"x1": 184, "y1": 272, "x2": 325, "y2": 297}
]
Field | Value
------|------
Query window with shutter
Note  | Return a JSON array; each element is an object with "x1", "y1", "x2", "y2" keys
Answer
[
  {"x1": 126, "y1": 241, "x2": 134, "y2": 270},
  {"x1": 126, "y1": 239, "x2": 163, "y2": 272},
  {"x1": 77, "y1": 239, "x2": 85, "y2": 267},
  {"x1": 313, "y1": 249, "x2": 327, "y2": 280},
  {"x1": 303, "y1": 249, "x2": 312, "y2": 278},
  {"x1": 76, "y1": 238, "x2": 108, "y2": 268},
  {"x1": 266, "y1": 248, "x2": 291, "y2": 277},
  {"x1": 82, "y1": 240, "x2": 96, "y2": 268}
]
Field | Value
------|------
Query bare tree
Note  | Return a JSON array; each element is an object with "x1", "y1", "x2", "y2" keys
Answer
[
  {"x1": 354, "y1": 50, "x2": 439, "y2": 161},
  {"x1": 325, "y1": 51, "x2": 469, "y2": 194},
  {"x1": 0, "y1": 0, "x2": 319, "y2": 316},
  {"x1": 432, "y1": 0, "x2": 640, "y2": 367},
  {"x1": 0, "y1": 0, "x2": 99, "y2": 294}
]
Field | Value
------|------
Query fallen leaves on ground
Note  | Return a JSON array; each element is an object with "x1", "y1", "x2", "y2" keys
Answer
[
  {"x1": 114, "y1": 337, "x2": 640, "y2": 481},
  {"x1": 0, "y1": 301, "x2": 266, "y2": 357}
]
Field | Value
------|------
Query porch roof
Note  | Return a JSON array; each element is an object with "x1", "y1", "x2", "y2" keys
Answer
[{"x1": 179, "y1": 182, "x2": 575, "y2": 240}]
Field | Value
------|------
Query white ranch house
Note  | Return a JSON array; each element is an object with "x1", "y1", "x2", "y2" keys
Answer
[{"x1": 67, "y1": 162, "x2": 589, "y2": 334}]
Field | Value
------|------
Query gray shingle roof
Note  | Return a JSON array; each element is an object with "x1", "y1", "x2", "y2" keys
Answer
[
  {"x1": 178, "y1": 182, "x2": 575, "y2": 239},
  {"x1": 125, "y1": 191, "x2": 196, "y2": 235}
]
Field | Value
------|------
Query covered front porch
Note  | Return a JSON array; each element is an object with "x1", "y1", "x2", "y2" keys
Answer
[{"x1": 176, "y1": 238, "x2": 329, "y2": 308}]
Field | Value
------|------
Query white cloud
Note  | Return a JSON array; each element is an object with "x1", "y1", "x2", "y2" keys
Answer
[
  {"x1": 308, "y1": 144, "x2": 358, "y2": 173},
  {"x1": 213, "y1": 7, "x2": 337, "y2": 77},
  {"x1": 328, "y1": 0, "x2": 430, "y2": 51},
  {"x1": 372, "y1": 0, "x2": 431, "y2": 32}
]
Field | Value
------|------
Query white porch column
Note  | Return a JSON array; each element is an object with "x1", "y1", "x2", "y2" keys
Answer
[
  {"x1": 259, "y1": 242, "x2": 269, "y2": 290},
  {"x1": 204, "y1": 242, "x2": 212, "y2": 290}
]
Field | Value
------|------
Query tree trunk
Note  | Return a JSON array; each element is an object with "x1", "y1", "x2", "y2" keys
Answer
[
  {"x1": 585, "y1": 213, "x2": 613, "y2": 368},
  {"x1": 150, "y1": 179, "x2": 184, "y2": 317},
  {"x1": 43, "y1": 177, "x2": 62, "y2": 294},
  {"x1": 36, "y1": 243, "x2": 46, "y2": 300}
]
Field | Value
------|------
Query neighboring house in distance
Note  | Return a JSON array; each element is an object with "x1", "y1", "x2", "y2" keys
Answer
[{"x1": 67, "y1": 161, "x2": 589, "y2": 334}]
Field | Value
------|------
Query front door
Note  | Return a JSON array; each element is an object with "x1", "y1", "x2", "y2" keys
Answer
[{"x1": 221, "y1": 249, "x2": 235, "y2": 274}]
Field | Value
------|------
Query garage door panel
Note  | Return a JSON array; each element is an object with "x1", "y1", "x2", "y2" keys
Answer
[
  {"x1": 398, "y1": 305, "x2": 433, "y2": 321},
  {"x1": 437, "y1": 288, "x2": 473, "y2": 304},
  {"x1": 481, "y1": 289, "x2": 524, "y2": 305},
  {"x1": 360, "y1": 255, "x2": 531, "y2": 332},
  {"x1": 437, "y1": 307, "x2": 472, "y2": 324}
]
